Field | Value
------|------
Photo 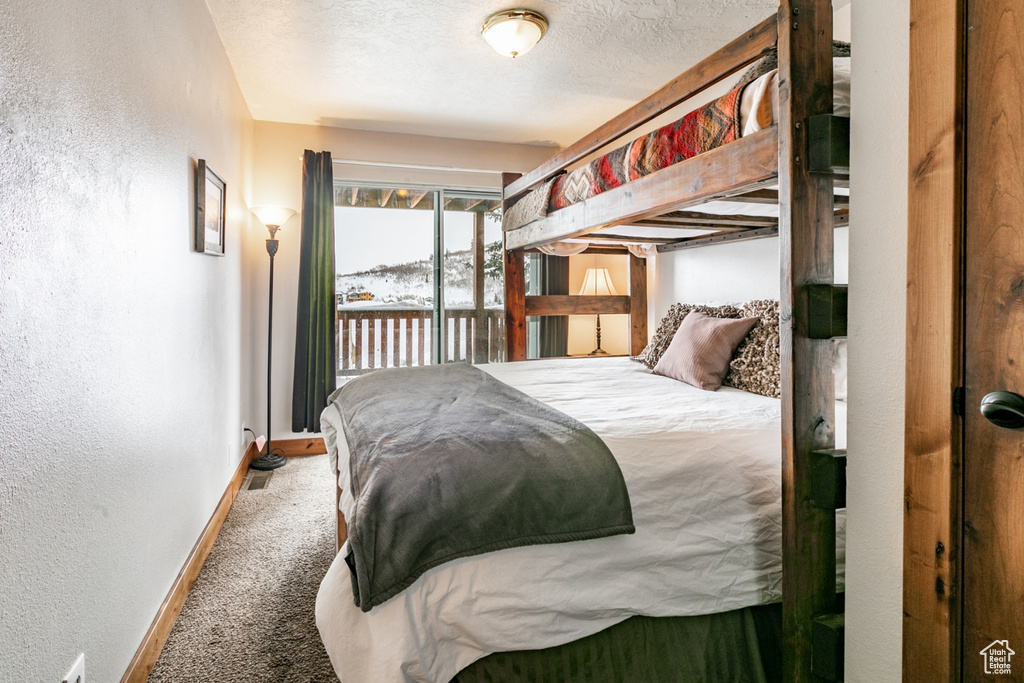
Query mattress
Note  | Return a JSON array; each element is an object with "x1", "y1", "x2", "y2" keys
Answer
[
  {"x1": 316, "y1": 357, "x2": 847, "y2": 683},
  {"x1": 502, "y1": 57, "x2": 851, "y2": 234}
]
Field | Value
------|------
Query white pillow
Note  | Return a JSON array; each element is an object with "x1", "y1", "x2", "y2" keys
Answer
[
  {"x1": 834, "y1": 339, "x2": 848, "y2": 401},
  {"x1": 833, "y1": 57, "x2": 851, "y2": 118}
]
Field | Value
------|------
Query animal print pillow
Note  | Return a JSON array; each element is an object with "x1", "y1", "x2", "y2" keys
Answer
[
  {"x1": 632, "y1": 303, "x2": 743, "y2": 369},
  {"x1": 723, "y1": 299, "x2": 780, "y2": 398}
]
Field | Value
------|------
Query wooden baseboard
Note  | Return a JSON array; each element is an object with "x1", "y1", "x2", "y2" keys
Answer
[
  {"x1": 121, "y1": 440, "x2": 259, "y2": 683},
  {"x1": 272, "y1": 437, "x2": 326, "y2": 457}
]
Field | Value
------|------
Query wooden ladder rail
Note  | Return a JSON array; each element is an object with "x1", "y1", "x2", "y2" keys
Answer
[
  {"x1": 777, "y1": 0, "x2": 839, "y2": 680},
  {"x1": 809, "y1": 446, "x2": 848, "y2": 682}
]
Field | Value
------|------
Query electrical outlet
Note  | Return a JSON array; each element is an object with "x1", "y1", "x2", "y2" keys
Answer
[{"x1": 62, "y1": 654, "x2": 84, "y2": 683}]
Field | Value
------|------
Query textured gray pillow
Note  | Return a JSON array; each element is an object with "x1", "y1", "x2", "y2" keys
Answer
[
  {"x1": 734, "y1": 40, "x2": 852, "y2": 89},
  {"x1": 653, "y1": 312, "x2": 758, "y2": 390},
  {"x1": 723, "y1": 299, "x2": 781, "y2": 398},
  {"x1": 633, "y1": 303, "x2": 743, "y2": 369},
  {"x1": 502, "y1": 176, "x2": 561, "y2": 232}
]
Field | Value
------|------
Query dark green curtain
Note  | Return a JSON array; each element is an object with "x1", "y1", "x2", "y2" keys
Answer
[
  {"x1": 292, "y1": 150, "x2": 336, "y2": 432},
  {"x1": 538, "y1": 254, "x2": 568, "y2": 357}
]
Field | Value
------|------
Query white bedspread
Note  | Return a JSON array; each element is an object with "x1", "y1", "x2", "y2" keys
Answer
[{"x1": 317, "y1": 357, "x2": 846, "y2": 683}]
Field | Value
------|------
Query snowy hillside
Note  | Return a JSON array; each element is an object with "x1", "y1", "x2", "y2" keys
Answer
[{"x1": 336, "y1": 243, "x2": 503, "y2": 308}]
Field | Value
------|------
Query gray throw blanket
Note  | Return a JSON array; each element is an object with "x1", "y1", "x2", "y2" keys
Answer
[{"x1": 337, "y1": 363, "x2": 634, "y2": 612}]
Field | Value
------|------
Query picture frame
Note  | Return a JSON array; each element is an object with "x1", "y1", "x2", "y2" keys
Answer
[{"x1": 195, "y1": 159, "x2": 226, "y2": 255}]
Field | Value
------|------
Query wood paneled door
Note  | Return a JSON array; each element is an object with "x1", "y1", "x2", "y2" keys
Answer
[
  {"x1": 962, "y1": 0, "x2": 1024, "y2": 678},
  {"x1": 905, "y1": 0, "x2": 1024, "y2": 679}
]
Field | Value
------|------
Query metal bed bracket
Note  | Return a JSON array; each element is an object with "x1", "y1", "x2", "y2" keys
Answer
[
  {"x1": 807, "y1": 284, "x2": 848, "y2": 339},
  {"x1": 811, "y1": 612, "x2": 846, "y2": 681},
  {"x1": 808, "y1": 114, "x2": 850, "y2": 175},
  {"x1": 810, "y1": 448, "x2": 847, "y2": 510}
]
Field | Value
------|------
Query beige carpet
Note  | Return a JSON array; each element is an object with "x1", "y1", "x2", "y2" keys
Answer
[{"x1": 148, "y1": 455, "x2": 339, "y2": 682}]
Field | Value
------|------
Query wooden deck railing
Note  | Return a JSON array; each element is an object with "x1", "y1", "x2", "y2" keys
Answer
[{"x1": 337, "y1": 307, "x2": 505, "y2": 376}]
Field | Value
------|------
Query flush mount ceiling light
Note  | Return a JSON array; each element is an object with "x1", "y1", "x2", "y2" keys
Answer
[{"x1": 481, "y1": 9, "x2": 548, "y2": 58}]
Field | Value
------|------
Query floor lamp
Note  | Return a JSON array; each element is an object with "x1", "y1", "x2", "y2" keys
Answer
[
  {"x1": 250, "y1": 206, "x2": 297, "y2": 471},
  {"x1": 578, "y1": 267, "x2": 617, "y2": 355}
]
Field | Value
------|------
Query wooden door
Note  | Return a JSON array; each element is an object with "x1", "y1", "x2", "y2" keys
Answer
[{"x1": 963, "y1": 0, "x2": 1024, "y2": 679}]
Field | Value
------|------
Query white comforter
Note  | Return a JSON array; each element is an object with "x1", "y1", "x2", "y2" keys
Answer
[{"x1": 316, "y1": 357, "x2": 847, "y2": 683}]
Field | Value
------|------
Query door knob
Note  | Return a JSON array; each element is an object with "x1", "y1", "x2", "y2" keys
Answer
[{"x1": 979, "y1": 391, "x2": 1024, "y2": 429}]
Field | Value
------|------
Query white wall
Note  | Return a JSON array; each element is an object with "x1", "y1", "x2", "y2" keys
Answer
[
  {"x1": 251, "y1": 122, "x2": 556, "y2": 440},
  {"x1": 0, "y1": 1, "x2": 255, "y2": 681},
  {"x1": 845, "y1": 0, "x2": 908, "y2": 678},
  {"x1": 653, "y1": 228, "x2": 849, "y2": 312},
  {"x1": 653, "y1": 236, "x2": 782, "y2": 310}
]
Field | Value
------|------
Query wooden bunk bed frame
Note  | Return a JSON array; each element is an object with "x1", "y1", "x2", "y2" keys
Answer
[{"x1": 500, "y1": 1, "x2": 847, "y2": 681}]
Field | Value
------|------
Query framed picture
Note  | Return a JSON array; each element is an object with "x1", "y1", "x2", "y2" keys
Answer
[{"x1": 195, "y1": 159, "x2": 226, "y2": 255}]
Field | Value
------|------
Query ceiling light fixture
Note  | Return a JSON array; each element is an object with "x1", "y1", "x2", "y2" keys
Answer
[{"x1": 481, "y1": 9, "x2": 548, "y2": 58}]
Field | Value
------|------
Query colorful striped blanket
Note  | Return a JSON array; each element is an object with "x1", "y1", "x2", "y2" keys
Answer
[{"x1": 549, "y1": 85, "x2": 744, "y2": 211}]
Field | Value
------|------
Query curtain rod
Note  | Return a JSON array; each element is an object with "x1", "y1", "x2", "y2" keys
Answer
[{"x1": 299, "y1": 156, "x2": 502, "y2": 175}]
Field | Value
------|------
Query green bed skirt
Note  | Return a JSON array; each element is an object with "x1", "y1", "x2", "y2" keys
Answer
[{"x1": 450, "y1": 604, "x2": 782, "y2": 683}]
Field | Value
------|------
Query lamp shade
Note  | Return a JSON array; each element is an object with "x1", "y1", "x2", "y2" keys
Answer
[
  {"x1": 578, "y1": 267, "x2": 617, "y2": 296},
  {"x1": 481, "y1": 9, "x2": 548, "y2": 58},
  {"x1": 251, "y1": 205, "x2": 296, "y2": 228}
]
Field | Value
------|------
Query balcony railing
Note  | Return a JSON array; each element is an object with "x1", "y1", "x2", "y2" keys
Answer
[{"x1": 338, "y1": 306, "x2": 506, "y2": 376}]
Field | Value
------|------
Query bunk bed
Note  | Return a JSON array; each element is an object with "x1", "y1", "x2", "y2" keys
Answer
[{"x1": 316, "y1": 1, "x2": 847, "y2": 681}]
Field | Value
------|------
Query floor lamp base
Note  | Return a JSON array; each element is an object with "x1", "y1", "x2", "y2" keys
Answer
[
  {"x1": 588, "y1": 348, "x2": 609, "y2": 356},
  {"x1": 250, "y1": 452, "x2": 287, "y2": 471}
]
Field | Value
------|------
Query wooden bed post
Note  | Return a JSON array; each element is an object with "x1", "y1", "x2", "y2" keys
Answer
[
  {"x1": 502, "y1": 172, "x2": 527, "y2": 362},
  {"x1": 777, "y1": 0, "x2": 836, "y2": 681},
  {"x1": 628, "y1": 253, "x2": 648, "y2": 356},
  {"x1": 472, "y1": 210, "x2": 489, "y2": 364},
  {"x1": 504, "y1": 250, "x2": 526, "y2": 362}
]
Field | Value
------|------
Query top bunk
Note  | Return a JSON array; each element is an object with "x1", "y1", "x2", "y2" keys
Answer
[
  {"x1": 502, "y1": 5, "x2": 848, "y2": 677},
  {"x1": 501, "y1": 13, "x2": 851, "y2": 254}
]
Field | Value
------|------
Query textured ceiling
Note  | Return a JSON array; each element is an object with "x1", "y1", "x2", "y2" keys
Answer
[{"x1": 206, "y1": 0, "x2": 820, "y2": 146}]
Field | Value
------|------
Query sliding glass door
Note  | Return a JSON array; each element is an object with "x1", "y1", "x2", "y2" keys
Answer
[
  {"x1": 333, "y1": 185, "x2": 503, "y2": 377},
  {"x1": 440, "y1": 191, "x2": 505, "y2": 365}
]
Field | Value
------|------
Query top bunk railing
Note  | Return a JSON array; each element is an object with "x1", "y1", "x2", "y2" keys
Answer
[
  {"x1": 503, "y1": 127, "x2": 781, "y2": 250},
  {"x1": 503, "y1": 14, "x2": 779, "y2": 204}
]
